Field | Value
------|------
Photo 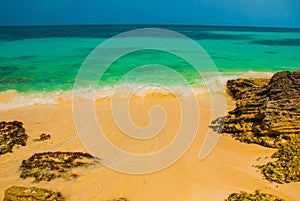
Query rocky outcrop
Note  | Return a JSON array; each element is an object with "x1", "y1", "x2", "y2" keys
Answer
[
  {"x1": 0, "y1": 121, "x2": 28, "y2": 155},
  {"x1": 20, "y1": 152, "x2": 95, "y2": 182},
  {"x1": 223, "y1": 70, "x2": 300, "y2": 148},
  {"x1": 225, "y1": 190, "x2": 285, "y2": 201},
  {"x1": 221, "y1": 70, "x2": 300, "y2": 184},
  {"x1": 226, "y1": 78, "x2": 269, "y2": 99},
  {"x1": 3, "y1": 186, "x2": 64, "y2": 201}
]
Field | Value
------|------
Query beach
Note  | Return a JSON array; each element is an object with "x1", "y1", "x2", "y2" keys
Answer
[
  {"x1": 1, "y1": 91, "x2": 299, "y2": 201},
  {"x1": 1, "y1": 24, "x2": 300, "y2": 200}
]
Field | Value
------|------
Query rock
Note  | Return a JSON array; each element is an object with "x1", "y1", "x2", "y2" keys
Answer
[
  {"x1": 3, "y1": 186, "x2": 64, "y2": 201},
  {"x1": 20, "y1": 152, "x2": 96, "y2": 182},
  {"x1": 221, "y1": 69, "x2": 300, "y2": 184},
  {"x1": 256, "y1": 135, "x2": 300, "y2": 184},
  {"x1": 227, "y1": 78, "x2": 269, "y2": 99},
  {"x1": 225, "y1": 190, "x2": 285, "y2": 201},
  {"x1": 33, "y1": 133, "x2": 51, "y2": 142},
  {"x1": 108, "y1": 198, "x2": 130, "y2": 201},
  {"x1": 0, "y1": 121, "x2": 28, "y2": 155},
  {"x1": 223, "y1": 70, "x2": 300, "y2": 148}
]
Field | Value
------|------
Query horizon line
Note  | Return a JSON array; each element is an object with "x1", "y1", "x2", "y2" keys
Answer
[{"x1": 0, "y1": 23, "x2": 300, "y2": 30}]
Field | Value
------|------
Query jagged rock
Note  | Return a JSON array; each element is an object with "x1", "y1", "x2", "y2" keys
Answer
[
  {"x1": 0, "y1": 121, "x2": 28, "y2": 155},
  {"x1": 225, "y1": 190, "x2": 285, "y2": 201},
  {"x1": 221, "y1": 70, "x2": 300, "y2": 184},
  {"x1": 223, "y1": 70, "x2": 300, "y2": 148},
  {"x1": 3, "y1": 186, "x2": 64, "y2": 201},
  {"x1": 227, "y1": 78, "x2": 269, "y2": 99},
  {"x1": 20, "y1": 152, "x2": 95, "y2": 182}
]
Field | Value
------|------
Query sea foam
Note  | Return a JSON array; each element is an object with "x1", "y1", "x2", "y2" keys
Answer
[{"x1": 0, "y1": 71, "x2": 274, "y2": 110}]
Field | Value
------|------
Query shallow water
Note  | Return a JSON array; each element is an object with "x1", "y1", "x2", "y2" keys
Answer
[{"x1": 0, "y1": 25, "x2": 299, "y2": 109}]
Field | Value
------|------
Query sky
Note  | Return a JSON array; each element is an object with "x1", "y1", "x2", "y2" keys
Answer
[{"x1": 0, "y1": 0, "x2": 300, "y2": 27}]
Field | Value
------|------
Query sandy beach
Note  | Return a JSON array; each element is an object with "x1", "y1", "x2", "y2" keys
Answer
[
  {"x1": 1, "y1": 0, "x2": 300, "y2": 199},
  {"x1": 0, "y1": 92, "x2": 299, "y2": 201}
]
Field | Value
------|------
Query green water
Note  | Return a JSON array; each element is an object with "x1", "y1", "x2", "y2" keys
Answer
[{"x1": 0, "y1": 25, "x2": 299, "y2": 93}]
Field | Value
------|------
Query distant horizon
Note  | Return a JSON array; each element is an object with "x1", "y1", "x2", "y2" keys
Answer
[{"x1": 1, "y1": 23, "x2": 300, "y2": 30}]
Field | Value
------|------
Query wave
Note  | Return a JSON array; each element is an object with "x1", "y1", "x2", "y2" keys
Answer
[
  {"x1": 0, "y1": 71, "x2": 274, "y2": 110},
  {"x1": 0, "y1": 90, "x2": 63, "y2": 110}
]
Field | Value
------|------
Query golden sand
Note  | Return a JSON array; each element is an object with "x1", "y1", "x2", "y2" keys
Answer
[{"x1": 0, "y1": 93, "x2": 299, "y2": 201}]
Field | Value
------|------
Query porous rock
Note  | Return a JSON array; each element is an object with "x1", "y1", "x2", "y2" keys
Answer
[
  {"x1": 221, "y1": 70, "x2": 300, "y2": 184},
  {"x1": 223, "y1": 70, "x2": 300, "y2": 148},
  {"x1": 20, "y1": 151, "x2": 95, "y2": 182},
  {"x1": 0, "y1": 121, "x2": 28, "y2": 155},
  {"x1": 225, "y1": 190, "x2": 285, "y2": 201},
  {"x1": 3, "y1": 186, "x2": 64, "y2": 201}
]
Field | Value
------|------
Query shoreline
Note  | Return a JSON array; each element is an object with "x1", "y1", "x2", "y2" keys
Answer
[
  {"x1": 1, "y1": 91, "x2": 299, "y2": 200},
  {"x1": 0, "y1": 70, "x2": 274, "y2": 111}
]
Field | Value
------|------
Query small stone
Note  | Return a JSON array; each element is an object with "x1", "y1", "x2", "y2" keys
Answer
[
  {"x1": 33, "y1": 133, "x2": 51, "y2": 142},
  {"x1": 108, "y1": 198, "x2": 130, "y2": 201}
]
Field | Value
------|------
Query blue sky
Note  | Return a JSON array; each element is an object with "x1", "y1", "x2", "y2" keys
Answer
[{"x1": 0, "y1": 0, "x2": 300, "y2": 27}]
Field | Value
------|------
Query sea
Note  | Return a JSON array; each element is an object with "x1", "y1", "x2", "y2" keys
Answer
[{"x1": 0, "y1": 25, "x2": 299, "y2": 109}]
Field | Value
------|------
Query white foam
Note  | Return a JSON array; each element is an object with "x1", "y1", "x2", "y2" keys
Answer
[
  {"x1": 0, "y1": 91, "x2": 60, "y2": 110},
  {"x1": 0, "y1": 71, "x2": 275, "y2": 110},
  {"x1": 241, "y1": 71, "x2": 274, "y2": 79}
]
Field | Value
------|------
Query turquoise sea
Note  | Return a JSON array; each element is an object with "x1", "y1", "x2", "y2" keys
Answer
[{"x1": 0, "y1": 25, "x2": 299, "y2": 107}]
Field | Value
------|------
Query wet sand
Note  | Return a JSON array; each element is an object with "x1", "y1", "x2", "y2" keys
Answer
[{"x1": 0, "y1": 93, "x2": 299, "y2": 201}]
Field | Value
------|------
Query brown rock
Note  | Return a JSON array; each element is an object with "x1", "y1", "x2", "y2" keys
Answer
[
  {"x1": 225, "y1": 190, "x2": 285, "y2": 201},
  {"x1": 33, "y1": 133, "x2": 51, "y2": 142},
  {"x1": 3, "y1": 186, "x2": 64, "y2": 201},
  {"x1": 0, "y1": 121, "x2": 28, "y2": 155},
  {"x1": 223, "y1": 70, "x2": 300, "y2": 148},
  {"x1": 220, "y1": 69, "x2": 300, "y2": 184},
  {"x1": 108, "y1": 198, "x2": 130, "y2": 201},
  {"x1": 20, "y1": 152, "x2": 96, "y2": 182}
]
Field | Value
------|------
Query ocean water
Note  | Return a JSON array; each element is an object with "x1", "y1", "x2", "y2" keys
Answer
[{"x1": 0, "y1": 25, "x2": 300, "y2": 108}]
